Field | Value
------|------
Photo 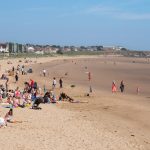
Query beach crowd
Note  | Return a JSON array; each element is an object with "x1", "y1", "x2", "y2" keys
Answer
[{"x1": 0, "y1": 64, "x2": 74, "y2": 128}]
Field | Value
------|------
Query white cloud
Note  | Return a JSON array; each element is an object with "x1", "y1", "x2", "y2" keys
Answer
[
  {"x1": 117, "y1": 12, "x2": 150, "y2": 20},
  {"x1": 86, "y1": 4, "x2": 150, "y2": 20},
  {"x1": 87, "y1": 5, "x2": 119, "y2": 14}
]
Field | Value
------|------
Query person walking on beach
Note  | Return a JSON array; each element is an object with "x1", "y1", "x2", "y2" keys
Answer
[
  {"x1": 52, "y1": 77, "x2": 56, "y2": 89},
  {"x1": 12, "y1": 66, "x2": 15, "y2": 72},
  {"x1": 112, "y1": 80, "x2": 117, "y2": 93},
  {"x1": 136, "y1": 86, "x2": 140, "y2": 94},
  {"x1": 120, "y1": 80, "x2": 125, "y2": 93},
  {"x1": 21, "y1": 67, "x2": 24, "y2": 75},
  {"x1": 59, "y1": 78, "x2": 63, "y2": 88},
  {"x1": 88, "y1": 72, "x2": 91, "y2": 81},
  {"x1": 15, "y1": 74, "x2": 19, "y2": 83},
  {"x1": 43, "y1": 69, "x2": 46, "y2": 77},
  {"x1": 17, "y1": 65, "x2": 20, "y2": 72}
]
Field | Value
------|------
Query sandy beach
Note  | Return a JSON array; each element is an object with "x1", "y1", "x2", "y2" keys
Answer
[{"x1": 0, "y1": 56, "x2": 150, "y2": 150}]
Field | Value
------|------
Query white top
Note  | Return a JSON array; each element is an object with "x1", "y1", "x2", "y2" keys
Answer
[
  {"x1": 53, "y1": 80, "x2": 56, "y2": 85},
  {"x1": 0, "y1": 117, "x2": 6, "y2": 126},
  {"x1": 43, "y1": 69, "x2": 46, "y2": 73},
  {"x1": 0, "y1": 89, "x2": 3, "y2": 95}
]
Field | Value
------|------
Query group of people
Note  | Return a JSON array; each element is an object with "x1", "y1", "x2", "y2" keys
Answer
[
  {"x1": 0, "y1": 60, "x2": 86, "y2": 128},
  {"x1": 52, "y1": 77, "x2": 63, "y2": 89},
  {"x1": 0, "y1": 63, "x2": 68, "y2": 128},
  {"x1": 0, "y1": 78, "x2": 54, "y2": 127},
  {"x1": 112, "y1": 80, "x2": 140, "y2": 94},
  {"x1": 14, "y1": 65, "x2": 26, "y2": 83},
  {"x1": 112, "y1": 80, "x2": 125, "y2": 93},
  {"x1": 41, "y1": 69, "x2": 63, "y2": 89},
  {"x1": 1, "y1": 63, "x2": 135, "y2": 128}
]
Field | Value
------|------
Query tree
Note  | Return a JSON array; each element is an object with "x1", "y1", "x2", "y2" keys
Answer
[{"x1": 56, "y1": 50, "x2": 63, "y2": 55}]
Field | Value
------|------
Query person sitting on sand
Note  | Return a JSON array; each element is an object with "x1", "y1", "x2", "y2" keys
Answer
[
  {"x1": 31, "y1": 88, "x2": 37, "y2": 101},
  {"x1": 13, "y1": 97, "x2": 21, "y2": 108},
  {"x1": 6, "y1": 96, "x2": 14, "y2": 107},
  {"x1": 32, "y1": 97, "x2": 44, "y2": 109},
  {"x1": 4, "y1": 108, "x2": 13, "y2": 123},
  {"x1": 49, "y1": 90, "x2": 57, "y2": 103},
  {"x1": 43, "y1": 91, "x2": 51, "y2": 103},
  {"x1": 22, "y1": 92, "x2": 32, "y2": 107},
  {"x1": 38, "y1": 87, "x2": 43, "y2": 95},
  {"x1": 7, "y1": 90, "x2": 14, "y2": 97},
  {"x1": 1, "y1": 74, "x2": 7, "y2": 80},
  {"x1": 0, "y1": 117, "x2": 7, "y2": 128},
  {"x1": 0, "y1": 89, "x2": 3, "y2": 102},
  {"x1": 33, "y1": 82, "x2": 38, "y2": 90},
  {"x1": 51, "y1": 94, "x2": 57, "y2": 103},
  {"x1": 30, "y1": 79, "x2": 34, "y2": 88},
  {"x1": 15, "y1": 87, "x2": 21, "y2": 98},
  {"x1": 59, "y1": 92, "x2": 88, "y2": 103},
  {"x1": 59, "y1": 92, "x2": 74, "y2": 102},
  {"x1": 4, "y1": 108, "x2": 22, "y2": 123},
  {"x1": 24, "y1": 82, "x2": 31, "y2": 93},
  {"x1": 5, "y1": 95, "x2": 20, "y2": 108}
]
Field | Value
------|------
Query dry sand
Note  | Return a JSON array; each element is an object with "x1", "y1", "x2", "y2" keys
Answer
[{"x1": 0, "y1": 56, "x2": 150, "y2": 150}]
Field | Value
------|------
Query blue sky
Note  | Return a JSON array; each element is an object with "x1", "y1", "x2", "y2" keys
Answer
[{"x1": 0, "y1": 0, "x2": 150, "y2": 50}]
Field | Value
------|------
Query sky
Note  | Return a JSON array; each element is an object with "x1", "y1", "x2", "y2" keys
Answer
[{"x1": 0, "y1": 0, "x2": 150, "y2": 50}]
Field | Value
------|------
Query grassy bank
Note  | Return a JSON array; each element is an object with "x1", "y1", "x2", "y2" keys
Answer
[{"x1": 0, "y1": 50, "x2": 124, "y2": 60}]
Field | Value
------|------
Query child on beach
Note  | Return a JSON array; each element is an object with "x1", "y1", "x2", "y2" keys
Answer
[{"x1": 4, "y1": 108, "x2": 22, "y2": 123}]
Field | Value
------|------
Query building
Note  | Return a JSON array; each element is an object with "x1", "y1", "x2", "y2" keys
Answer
[
  {"x1": 0, "y1": 43, "x2": 9, "y2": 53},
  {"x1": 8, "y1": 43, "x2": 27, "y2": 53},
  {"x1": 27, "y1": 46, "x2": 35, "y2": 52}
]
